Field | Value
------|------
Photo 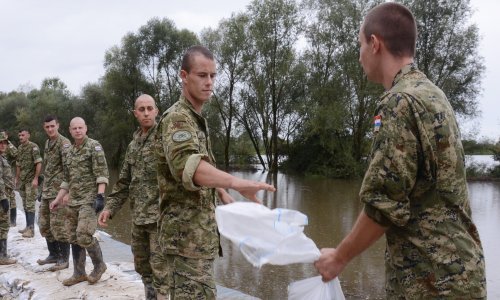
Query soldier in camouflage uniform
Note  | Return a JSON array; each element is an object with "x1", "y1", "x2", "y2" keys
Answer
[
  {"x1": 314, "y1": 3, "x2": 487, "y2": 299},
  {"x1": 155, "y1": 46, "x2": 276, "y2": 300},
  {"x1": 0, "y1": 129, "x2": 18, "y2": 227},
  {"x1": 0, "y1": 132, "x2": 17, "y2": 265},
  {"x1": 36, "y1": 115, "x2": 72, "y2": 272},
  {"x1": 98, "y1": 94, "x2": 161, "y2": 300},
  {"x1": 50, "y1": 117, "x2": 109, "y2": 287},
  {"x1": 15, "y1": 129, "x2": 42, "y2": 238}
]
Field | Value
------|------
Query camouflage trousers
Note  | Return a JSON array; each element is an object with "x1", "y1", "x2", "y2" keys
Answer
[
  {"x1": 18, "y1": 180, "x2": 36, "y2": 213},
  {"x1": 155, "y1": 254, "x2": 216, "y2": 299},
  {"x1": 39, "y1": 197, "x2": 69, "y2": 242},
  {"x1": 0, "y1": 204, "x2": 9, "y2": 239},
  {"x1": 131, "y1": 222, "x2": 162, "y2": 285},
  {"x1": 66, "y1": 204, "x2": 97, "y2": 248},
  {"x1": 8, "y1": 189, "x2": 15, "y2": 209}
]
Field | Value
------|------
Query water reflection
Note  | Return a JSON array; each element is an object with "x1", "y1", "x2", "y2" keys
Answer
[{"x1": 102, "y1": 169, "x2": 500, "y2": 299}]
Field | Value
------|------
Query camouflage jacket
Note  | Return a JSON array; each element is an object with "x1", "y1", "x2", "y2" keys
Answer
[
  {"x1": 105, "y1": 125, "x2": 159, "y2": 225},
  {"x1": 16, "y1": 141, "x2": 42, "y2": 183},
  {"x1": 360, "y1": 64, "x2": 486, "y2": 298},
  {"x1": 42, "y1": 134, "x2": 71, "y2": 199},
  {"x1": 5, "y1": 141, "x2": 17, "y2": 166},
  {"x1": 156, "y1": 95, "x2": 219, "y2": 259},
  {"x1": 61, "y1": 136, "x2": 109, "y2": 206},
  {"x1": 0, "y1": 155, "x2": 14, "y2": 200}
]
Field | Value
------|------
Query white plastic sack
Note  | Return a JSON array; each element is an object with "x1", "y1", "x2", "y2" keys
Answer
[
  {"x1": 215, "y1": 202, "x2": 320, "y2": 267},
  {"x1": 288, "y1": 276, "x2": 345, "y2": 300}
]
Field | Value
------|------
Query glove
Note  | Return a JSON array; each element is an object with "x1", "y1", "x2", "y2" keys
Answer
[
  {"x1": 93, "y1": 193, "x2": 105, "y2": 214},
  {"x1": 36, "y1": 193, "x2": 42, "y2": 202},
  {"x1": 0, "y1": 199, "x2": 8, "y2": 213}
]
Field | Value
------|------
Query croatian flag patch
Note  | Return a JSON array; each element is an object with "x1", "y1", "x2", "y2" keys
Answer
[{"x1": 374, "y1": 115, "x2": 382, "y2": 132}]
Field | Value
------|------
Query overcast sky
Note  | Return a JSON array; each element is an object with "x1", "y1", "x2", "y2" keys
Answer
[{"x1": 0, "y1": 0, "x2": 498, "y2": 140}]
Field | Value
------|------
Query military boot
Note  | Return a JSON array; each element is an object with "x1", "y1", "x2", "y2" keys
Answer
[
  {"x1": 22, "y1": 212, "x2": 35, "y2": 238},
  {"x1": 0, "y1": 239, "x2": 16, "y2": 265},
  {"x1": 9, "y1": 208, "x2": 16, "y2": 227},
  {"x1": 18, "y1": 212, "x2": 28, "y2": 233},
  {"x1": 144, "y1": 281, "x2": 157, "y2": 300},
  {"x1": 62, "y1": 244, "x2": 87, "y2": 286},
  {"x1": 37, "y1": 239, "x2": 58, "y2": 265},
  {"x1": 48, "y1": 241, "x2": 70, "y2": 272},
  {"x1": 86, "y1": 238, "x2": 107, "y2": 284}
]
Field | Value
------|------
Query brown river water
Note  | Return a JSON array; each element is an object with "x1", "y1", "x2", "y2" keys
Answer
[{"x1": 103, "y1": 169, "x2": 500, "y2": 299}]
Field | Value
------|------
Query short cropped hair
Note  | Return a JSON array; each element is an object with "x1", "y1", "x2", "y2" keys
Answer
[
  {"x1": 44, "y1": 115, "x2": 58, "y2": 123},
  {"x1": 19, "y1": 129, "x2": 30, "y2": 133},
  {"x1": 363, "y1": 2, "x2": 417, "y2": 58},
  {"x1": 181, "y1": 45, "x2": 214, "y2": 73}
]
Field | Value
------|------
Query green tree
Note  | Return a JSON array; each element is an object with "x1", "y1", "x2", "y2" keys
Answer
[
  {"x1": 401, "y1": 0, "x2": 484, "y2": 117},
  {"x1": 200, "y1": 13, "x2": 251, "y2": 169},
  {"x1": 241, "y1": 0, "x2": 305, "y2": 172}
]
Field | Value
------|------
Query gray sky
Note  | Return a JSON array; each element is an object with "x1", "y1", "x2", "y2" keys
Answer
[{"x1": 0, "y1": 0, "x2": 498, "y2": 140}]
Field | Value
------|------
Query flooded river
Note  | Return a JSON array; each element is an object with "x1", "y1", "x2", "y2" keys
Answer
[{"x1": 103, "y1": 169, "x2": 500, "y2": 299}]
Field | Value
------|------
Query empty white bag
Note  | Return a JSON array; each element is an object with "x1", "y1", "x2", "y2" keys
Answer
[{"x1": 215, "y1": 202, "x2": 320, "y2": 267}]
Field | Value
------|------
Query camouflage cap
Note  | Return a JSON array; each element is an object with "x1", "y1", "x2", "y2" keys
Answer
[{"x1": 0, "y1": 132, "x2": 7, "y2": 141}]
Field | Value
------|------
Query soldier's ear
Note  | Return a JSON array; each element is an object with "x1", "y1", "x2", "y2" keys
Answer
[{"x1": 180, "y1": 70, "x2": 188, "y2": 83}]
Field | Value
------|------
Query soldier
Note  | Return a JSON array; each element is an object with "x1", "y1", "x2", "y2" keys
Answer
[
  {"x1": 314, "y1": 3, "x2": 487, "y2": 299},
  {"x1": 0, "y1": 132, "x2": 17, "y2": 265},
  {"x1": 155, "y1": 45, "x2": 276, "y2": 299},
  {"x1": 0, "y1": 129, "x2": 18, "y2": 227},
  {"x1": 50, "y1": 117, "x2": 108, "y2": 286},
  {"x1": 36, "y1": 115, "x2": 71, "y2": 271},
  {"x1": 15, "y1": 129, "x2": 42, "y2": 238},
  {"x1": 98, "y1": 94, "x2": 161, "y2": 299}
]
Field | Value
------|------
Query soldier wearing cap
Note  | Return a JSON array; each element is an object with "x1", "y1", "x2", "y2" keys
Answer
[
  {"x1": 50, "y1": 117, "x2": 109, "y2": 286},
  {"x1": 0, "y1": 129, "x2": 18, "y2": 227},
  {"x1": 0, "y1": 132, "x2": 17, "y2": 265},
  {"x1": 15, "y1": 129, "x2": 42, "y2": 238}
]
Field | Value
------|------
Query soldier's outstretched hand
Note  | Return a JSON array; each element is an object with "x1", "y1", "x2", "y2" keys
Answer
[{"x1": 232, "y1": 178, "x2": 276, "y2": 203}]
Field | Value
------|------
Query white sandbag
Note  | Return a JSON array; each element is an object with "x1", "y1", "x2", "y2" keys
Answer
[
  {"x1": 288, "y1": 276, "x2": 345, "y2": 300},
  {"x1": 215, "y1": 202, "x2": 321, "y2": 267}
]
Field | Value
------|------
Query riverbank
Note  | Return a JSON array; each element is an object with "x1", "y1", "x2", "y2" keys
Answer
[{"x1": 0, "y1": 209, "x2": 258, "y2": 299}]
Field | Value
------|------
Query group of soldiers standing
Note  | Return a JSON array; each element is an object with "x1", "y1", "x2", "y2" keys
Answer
[{"x1": 0, "y1": 45, "x2": 277, "y2": 300}]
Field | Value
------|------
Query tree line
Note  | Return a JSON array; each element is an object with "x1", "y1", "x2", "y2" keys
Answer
[{"x1": 0, "y1": 0, "x2": 484, "y2": 178}]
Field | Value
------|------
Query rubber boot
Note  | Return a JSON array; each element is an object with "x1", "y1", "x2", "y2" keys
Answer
[
  {"x1": 144, "y1": 281, "x2": 157, "y2": 300},
  {"x1": 22, "y1": 212, "x2": 35, "y2": 238},
  {"x1": 37, "y1": 239, "x2": 58, "y2": 265},
  {"x1": 0, "y1": 239, "x2": 17, "y2": 265},
  {"x1": 48, "y1": 241, "x2": 70, "y2": 272},
  {"x1": 86, "y1": 238, "x2": 107, "y2": 284},
  {"x1": 18, "y1": 212, "x2": 28, "y2": 233},
  {"x1": 9, "y1": 208, "x2": 16, "y2": 227},
  {"x1": 62, "y1": 244, "x2": 87, "y2": 286}
]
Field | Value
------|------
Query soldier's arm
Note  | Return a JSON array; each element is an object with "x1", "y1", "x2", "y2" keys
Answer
[
  {"x1": 193, "y1": 160, "x2": 275, "y2": 203},
  {"x1": 360, "y1": 93, "x2": 418, "y2": 227},
  {"x1": 104, "y1": 146, "x2": 132, "y2": 217},
  {"x1": 0, "y1": 166, "x2": 6, "y2": 200},
  {"x1": 91, "y1": 142, "x2": 109, "y2": 188}
]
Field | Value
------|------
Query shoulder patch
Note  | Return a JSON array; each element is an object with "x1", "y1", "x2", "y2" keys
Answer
[
  {"x1": 374, "y1": 115, "x2": 382, "y2": 133},
  {"x1": 63, "y1": 143, "x2": 70, "y2": 148},
  {"x1": 172, "y1": 130, "x2": 192, "y2": 142},
  {"x1": 33, "y1": 147, "x2": 38, "y2": 151},
  {"x1": 95, "y1": 146, "x2": 102, "y2": 151}
]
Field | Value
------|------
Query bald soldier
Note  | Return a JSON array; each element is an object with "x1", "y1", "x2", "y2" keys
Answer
[
  {"x1": 99, "y1": 94, "x2": 161, "y2": 299},
  {"x1": 50, "y1": 117, "x2": 109, "y2": 286},
  {"x1": 314, "y1": 3, "x2": 486, "y2": 299}
]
